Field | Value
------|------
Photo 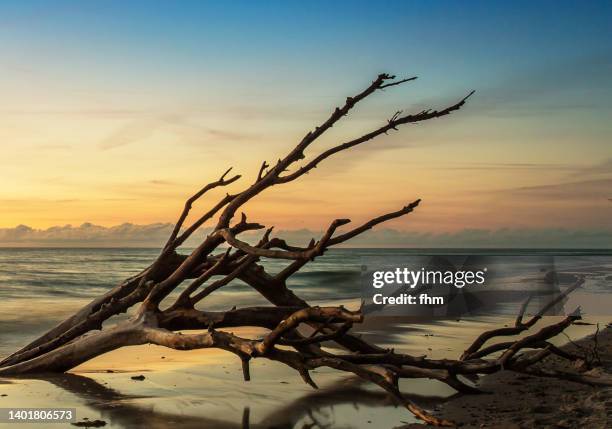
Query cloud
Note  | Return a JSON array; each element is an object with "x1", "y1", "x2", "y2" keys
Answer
[
  {"x1": 477, "y1": 159, "x2": 612, "y2": 203},
  {"x1": 411, "y1": 52, "x2": 612, "y2": 119},
  {"x1": 37, "y1": 144, "x2": 72, "y2": 151},
  {"x1": 274, "y1": 227, "x2": 612, "y2": 249},
  {"x1": 501, "y1": 178, "x2": 612, "y2": 201},
  {"x1": 97, "y1": 114, "x2": 254, "y2": 150},
  {"x1": 0, "y1": 223, "x2": 176, "y2": 247},
  {"x1": 98, "y1": 117, "x2": 162, "y2": 150},
  {"x1": 1, "y1": 223, "x2": 610, "y2": 248},
  {"x1": 569, "y1": 158, "x2": 612, "y2": 179},
  {"x1": 481, "y1": 52, "x2": 612, "y2": 114},
  {"x1": 438, "y1": 162, "x2": 579, "y2": 172},
  {"x1": 149, "y1": 179, "x2": 177, "y2": 186}
]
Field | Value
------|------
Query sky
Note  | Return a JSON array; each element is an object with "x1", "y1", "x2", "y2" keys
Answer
[{"x1": 0, "y1": 1, "x2": 611, "y2": 247}]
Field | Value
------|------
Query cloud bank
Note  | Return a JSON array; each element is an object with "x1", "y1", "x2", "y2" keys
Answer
[
  {"x1": 0, "y1": 223, "x2": 176, "y2": 247},
  {"x1": 1, "y1": 223, "x2": 610, "y2": 249}
]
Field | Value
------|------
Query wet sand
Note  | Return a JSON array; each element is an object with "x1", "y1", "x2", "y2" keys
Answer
[
  {"x1": 402, "y1": 325, "x2": 612, "y2": 429},
  {"x1": 0, "y1": 317, "x2": 607, "y2": 428}
]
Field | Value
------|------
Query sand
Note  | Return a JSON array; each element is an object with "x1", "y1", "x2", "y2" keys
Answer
[
  {"x1": 0, "y1": 319, "x2": 609, "y2": 428},
  {"x1": 400, "y1": 326, "x2": 612, "y2": 429}
]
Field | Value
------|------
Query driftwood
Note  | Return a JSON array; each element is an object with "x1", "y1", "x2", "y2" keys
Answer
[{"x1": 0, "y1": 74, "x2": 606, "y2": 426}]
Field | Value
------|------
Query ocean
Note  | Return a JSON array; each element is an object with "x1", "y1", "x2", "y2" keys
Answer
[{"x1": 1, "y1": 248, "x2": 611, "y2": 358}]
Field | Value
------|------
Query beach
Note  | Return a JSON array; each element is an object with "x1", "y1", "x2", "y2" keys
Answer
[
  {"x1": 0, "y1": 248, "x2": 610, "y2": 428},
  {"x1": 407, "y1": 326, "x2": 612, "y2": 429},
  {"x1": 0, "y1": 317, "x2": 606, "y2": 428}
]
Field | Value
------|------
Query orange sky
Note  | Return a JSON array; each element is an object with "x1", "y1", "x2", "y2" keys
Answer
[{"x1": 1, "y1": 101, "x2": 609, "y2": 234}]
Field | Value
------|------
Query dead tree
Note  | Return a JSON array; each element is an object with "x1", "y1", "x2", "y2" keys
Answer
[{"x1": 0, "y1": 74, "x2": 608, "y2": 426}]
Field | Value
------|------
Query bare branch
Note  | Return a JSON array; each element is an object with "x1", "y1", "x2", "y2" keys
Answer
[
  {"x1": 256, "y1": 160, "x2": 270, "y2": 182},
  {"x1": 461, "y1": 277, "x2": 584, "y2": 360},
  {"x1": 256, "y1": 306, "x2": 362, "y2": 355},
  {"x1": 215, "y1": 74, "x2": 419, "y2": 228},
  {"x1": 171, "y1": 248, "x2": 231, "y2": 308},
  {"x1": 190, "y1": 255, "x2": 258, "y2": 305},
  {"x1": 379, "y1": 76, "x2": 417, "y2": 89},
  {"x1": 164, "y1": 167, "x2": 240, "y2": 250},
  {"x1": 279, "y1": 322, "x2": 353, "y2": 346},
  {"x1": 276, "y1": 92, "x2": 474, "y2": 184},
  {"x1": 328, "y1": 200, "x2": 421, "y2": 246},
  {"x1": 172, "y1": 194, "x2": 236, "y2": 248},
  {"x1": 275, "y1": 201, "x2": 420, "y2": 282},
  {"x1": 218, "y1": 218, "x2": 350, "y2": 260},
  {"x1": 158, "y1": 306, "x2": 305, "y2": 331}
]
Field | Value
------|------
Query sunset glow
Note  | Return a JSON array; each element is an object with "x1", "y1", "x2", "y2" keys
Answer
[{"x1": 1, "y1": 1, "x2": 610, "y2": 246}]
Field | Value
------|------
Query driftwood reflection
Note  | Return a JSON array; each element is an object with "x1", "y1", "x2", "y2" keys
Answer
[{"x1": 18, "y1": 373, "x2": 455, "y2": 429}]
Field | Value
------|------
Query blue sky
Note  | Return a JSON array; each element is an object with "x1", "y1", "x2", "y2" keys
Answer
[{"x1": 2, "y1": 1, "x2": 610, "y2": 95}]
